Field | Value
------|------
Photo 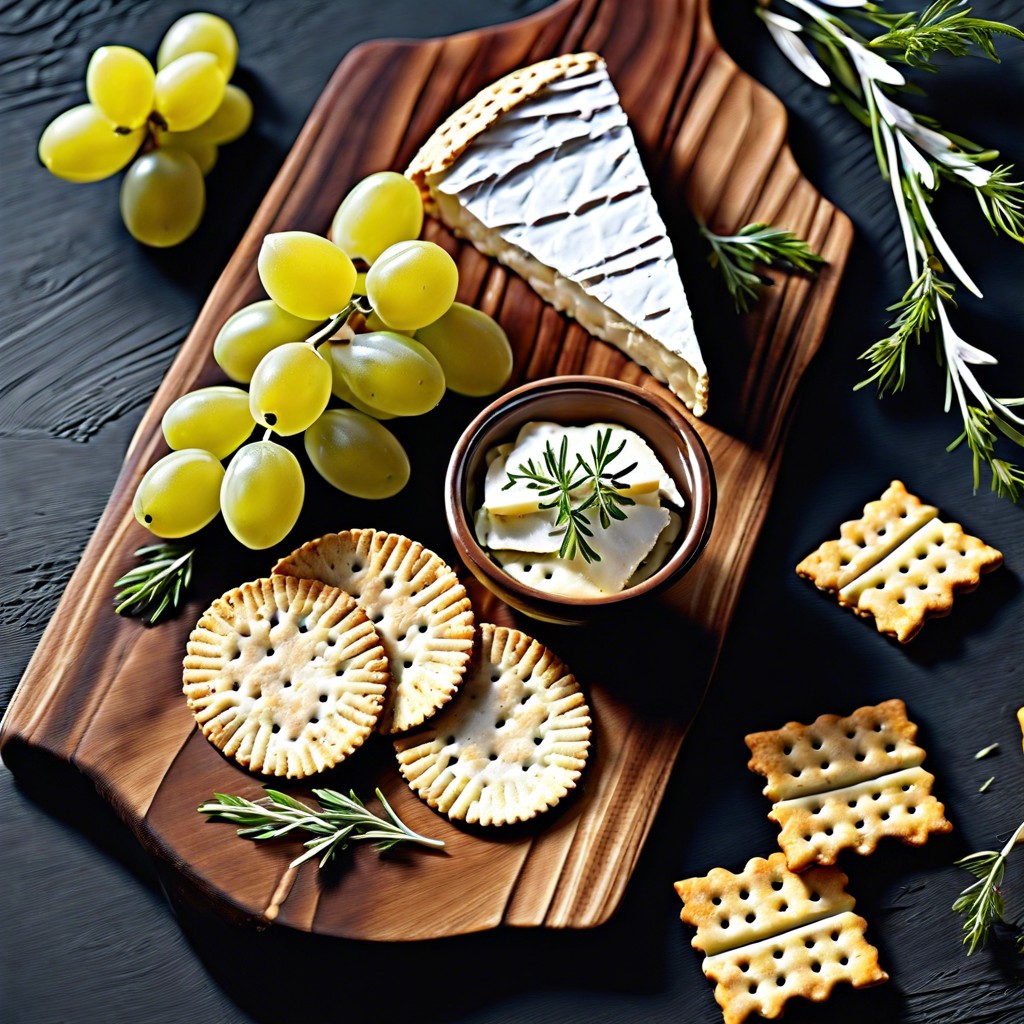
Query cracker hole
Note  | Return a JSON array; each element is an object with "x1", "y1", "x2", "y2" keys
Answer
[
  {"x1": 872, "y1": 792, "x2": 882, "y2": 801},
  {"x1": 878, "y1": 526, "x2": 887, "y2": 536},
  {"x1": 874, "y1": 723, "x2": 884, "y2": 732},
  {"x1": 283, "y1": 679, "x2": 291, "y2": 688},
  {"x1": 804, "y1": 938, "x2": 815, "y2": 949},
  {"x1": 848, "y1": 799, "x2": 858, "y2": 808},
  {"x1": 938, "y1": 564, "x2": 947, "y2": 573},
  {"x1": 310, "y1": 716, "x2": 318, "y2": 726},
  {"x1": 810, "y1": 892, "x2": 821, "y2": 903},
  {"x1": 803, "y1": 834, "x2": 813, "y2": 842},
  {"x1": 855, "y1": 752, "x2": 866, "y2": 762},
  {"x1": 831, "y1": 930, "x2": 841, "y2": 941},
  {"x1": 771, "y1": 880, "x2": 784, "y2": 891},
  {"x1": 810, "y1": 739, "x2": 823, "y2": 751},
  {"x1": 897, "y1": 597, "x2": 906, "y2": 605},
  {"x1": 820, "y1": 761, "x2": 830, "y2": 770},
  {"x1": 908, "y1": 806, "x2": 917, "y2": 814},
  {"x1": 899, "y1": 565, "x2": 909, "y2": 574},
  {"x1": 855, "y1": 820, "x2": 865, "y2": 829},
  {"x1": 298, "y1": 620, "x2": 308, "y2": 633},
  {"x1": 488, "y1": 753, "x2": 497, "y2": 761},
  {"x1": 881, "y1": 811, "x2": 891, "y2": 821},
  {"x1": 791, "y1": 769, "x2": 803, "y2": 778},
  {"x1": 445, "y1": 735, "x2": 455, "y2": 745},
  {"x1": 748, "y1": 984, "x2": 758, "y2": 994},
  {"x1": 775, "y1": 977, "x2": 786, "y2": 987},
  {"x1": 918, "y1": 583, "x2": 928, "y2": 590},
  {"x1": 825, "y1": 827, "x2": 834, "y2": 836},
  {"x1": 901, "y1": 784, "x2": 912, "y2": 792},
  {"x1": 738, "y1": 961, "x2": 749, "y2": 973},
  {"x1": 384, "y1": 575, "x2": 394, "y2": 588},
  {"x1": 495, "y1": 719, "x2": 505, "y2": 728},
  {"x1": 783, "y1": 745, "x2": 793, "y2": 756},
  {"x1": 266, "y1": 648, "x2": 274, "y2": 657},
  {"x1": 403, "y1": 660, "x2": 413, "y2": 669},
  {"x1": 533, "y1": 736, "x2": 542, "y2": 745},
  {"x1": 739, "y1": 889, "x2": 749, "y2": 900},
  {"x1": 231, "y1": 681, "x2": 239, "y2": 691},
  {"x1": 712, "y1": 896, "x2": 722, "y2": 906},
  {"x1": 845, "y1": 730, "x2": 856, "y2": 739},
  {"x1": 778, "y1": 902, "x2": 788, "y2": 913},
  {"x1": 886, "y1": 743, "x2": 897, "y2": 753},
  {"x1": 352, "y1": 562, "x2": 362, "y2": 572},
  {"x1": 745, "y1": 912, "x2": 756, "y2": 923},
  {"x1": 720, "y1": 919, "x2": 729, "y2": 928},
  {"x1": 271, "y1": 724, "x2": 280, "y2": 734},
  {"x1": 875, "y1": 582, "x2": 884, "y2": 589},
  {"x1": 772, "y1": 950, "x2": 783, "y2": 960},
  {"x1": 811, "y1": 962, "x2": 822, "y2": 973},
  {"x1": 319, "y1": 693, "x2": 328, "y2": 702},
  {"x1": 839, "y1": 956, "x2": 849, "y2": 966}
]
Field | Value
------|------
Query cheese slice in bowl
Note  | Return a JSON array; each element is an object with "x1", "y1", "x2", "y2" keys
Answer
[{"x1": 406, "y1": 52, "x2": 708, "y2": 416}]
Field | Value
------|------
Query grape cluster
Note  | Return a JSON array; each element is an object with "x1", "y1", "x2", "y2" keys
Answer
[
  {"x1": 134, "y1": 171, "x2": 514, "y2": 550},
  {"x1": 38, "y1": 13, "x2": 252, "y2": 247}
]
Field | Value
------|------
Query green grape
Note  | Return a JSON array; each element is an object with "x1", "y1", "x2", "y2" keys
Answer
[
  {"x1": 162, "y1": 385, "x2": 254, "y2": 459},
  {"x1": 415, "y1": 302, "x2": 513, "y2": 396},
  {"x1": 159, "y1": 131, "x2": 218, "y2": 175},
  {"x1": 119, "y1": 149, "x2": 205, "y2": 247},
  {"x1": 305, "y1": 409, "x2": 410, "y2": 499},
  {"x1": 365, "y1": 240, "x2": 458, "y2": 331},
  {"x1": 133, "y1": 448, "x2": 224, "y2": 538},
  {"x1": 86, "y1": 46, "x2": 155, "y2": 130},
  {"x1": 318, "y1": 341, "x2": 396, "y2": 420},
  {"x1": 214, "y1": 299, "x2": 319, "y2": 382},
  {"x1": 325, "y1": 332, "x2": 445, "y2": 417},
  {"x1": 330, "y1": 171, "x2": 423, "y2": 263},
  {"x1": 153, "y1": 52, "x2": 226, "y2": 132},
  {"x1": 183, "y1": 84, "x2": 252, "y2": 144},
  {"x1": 157, "y1": 12, "x2": 238, "y2": 78},
  {"x1": 257, "y1": 231, "x2": 355, "y2": 321},
  {"x1": 249, "y1": 342, "x2": 332, "y2": 435},
  {"x1": 38, "y1": 104, "x2": 143, "y2": 183},
  {"x1": 221, "y1": 440, "x2": 304, "y2": 550},
  {"x1": 364, "y1": 309, "x2": 412, "y2": 337}
]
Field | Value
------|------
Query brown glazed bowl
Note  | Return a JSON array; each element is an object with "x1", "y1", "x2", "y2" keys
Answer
[{"x1": 445, "y1": 375, "x2": 716, "y2": 624}]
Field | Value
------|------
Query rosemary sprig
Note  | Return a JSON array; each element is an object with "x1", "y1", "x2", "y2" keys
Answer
[
  {"x1": 759, "y1": 0, "x2": 1024, "y2": 499},
  {"x1": 197, "y1": 786, "x2": 444, "y2": 870},
  {"x1": 502, "y1": 428, "x2": 636, "y2": 563},
  {"x1": 868, "y1": 0, "x2": 1024, "y2": 69},
  {"x1": 701, "y1": 221, "x2": 826, "y2": 312},
  {"x1": 952, "y1": 817, "x2": 1024, "y2": 954},
  {"x1": 113, "y1": 542, "x2": 194, "y2": 625}
]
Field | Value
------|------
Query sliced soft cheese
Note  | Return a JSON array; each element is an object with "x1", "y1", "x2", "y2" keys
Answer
[
  {"x1": 424, "y1": 60, "x2": 708, "y2": 415},
  {"x1": 484, "y1": 421, "x2": 683, "y2": 516},
  {"x1": 477, "y1": 489, "x2": 662, "y2": 554},
  {"x1": 627, "y1": 509, "x2": 682, "y2": 588},
  {"x1": 492, "y1": 501, "x2": 671, "y2": 598}
]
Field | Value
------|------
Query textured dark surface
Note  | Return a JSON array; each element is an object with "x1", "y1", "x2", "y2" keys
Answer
[{"x1": 1, "y1": 1, "x2": 1022, "y2": 1022}]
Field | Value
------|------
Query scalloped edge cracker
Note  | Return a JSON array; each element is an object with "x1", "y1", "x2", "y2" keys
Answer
[
  {"x1": 746, "y1": 699, "x2": 951, "y2": 870},
  {"x1": 394, "y1": 623, "x2": 591, "y2": 827},
  {"x1": 675, "y1": 852, "x2": 888, "y2": 1024},
  {"x1": 273, "y1": 530, "x2": 475, "y2": 734},
  {"x1": 183, "y1": 576, "x2": 389, "y2": 779},
  {"x1": 796, "y1": 481, "x2": 1002, "y2": 642}
]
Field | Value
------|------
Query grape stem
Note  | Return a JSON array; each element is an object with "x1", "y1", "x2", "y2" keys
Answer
[{"x1": 303, "y1": 297, "x2": 371, "y2": 349}]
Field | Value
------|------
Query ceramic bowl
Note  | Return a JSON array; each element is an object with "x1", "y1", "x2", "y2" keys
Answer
[{"x1": 445, "y1": 375, "x2": 716, "y2": 624}]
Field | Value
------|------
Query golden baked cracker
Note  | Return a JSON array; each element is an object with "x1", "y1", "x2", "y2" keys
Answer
[
  {"x1": 273, "y1": 530, "x2": 474, "y2": 734},
  {"x1": 838, "y1": 518, "x2": 1004, "y2": 643},
  {"x1": 1018, "y1": 707, "x2": 1024, "y2": 753},
  {"x1": 675, "y1": 853, "x2": 887, "y2": 1024},
  {"x1": 393, "y1": 623, "x2": 591, "y2": 827},
  {"x1": 796, "y1": 481, "x2": 1001, "y2": 642},
  {"x1": 746, "y1": 700, "x2": 951, "y2": 870},
  {"x1": 795, "y1": 480, "x2": 937, "y2": 593},
  {"x1": 183, "y1": 576, "x2": 388, "y2": 779},
  {"x1": 405, "y1": 53, "x2": 601, "y2": 206}
]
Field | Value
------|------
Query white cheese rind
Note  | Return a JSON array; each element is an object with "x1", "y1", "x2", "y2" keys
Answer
[{"x1": 429, "y1": 63, "x2": 707, "y2": 415}]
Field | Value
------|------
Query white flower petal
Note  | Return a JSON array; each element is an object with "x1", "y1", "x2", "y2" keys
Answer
[
  {"x1": 847, "y1": 39, "x2": 906, "y2": 86},
  {"x1": 897, "y1": 133, "x2": 936, "y2": 189},
  {"x1": 761, "y1": 9, "x2": 803, "y2": 32},
  {"x1": 908, "y1": 173, "x2": 983, "y2": 298},
  {"x1": 763, "y1": 17, "x2": 832, "y2": 87},
  {"x1": 880, "y1": 120, "x2": 921, "y2": 279}
]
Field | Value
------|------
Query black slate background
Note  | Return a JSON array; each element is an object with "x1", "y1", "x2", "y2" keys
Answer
[{"x1": 1, "y1": 1, "x2": 1023, "y2": 1022}]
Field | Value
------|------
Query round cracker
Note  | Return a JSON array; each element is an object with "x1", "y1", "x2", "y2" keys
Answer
[
  {"x1": 393, "y1": 623, "x2": 591, "y2": 827},
  {"x1": 272, "y1": 530, "x2": 475, "y2": 734},
  {"x1": 183, "y1": 575, "x2": 388, "y2": 779}
]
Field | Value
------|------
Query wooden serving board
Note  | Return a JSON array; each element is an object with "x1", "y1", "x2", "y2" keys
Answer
[{"x1": 0, "y1": 0, "x2": 851, "y2": 940}]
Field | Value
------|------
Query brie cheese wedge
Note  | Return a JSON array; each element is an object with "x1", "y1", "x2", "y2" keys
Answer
[{"x1": 406, "y1": 52, "x2": 708, "y2": 416}]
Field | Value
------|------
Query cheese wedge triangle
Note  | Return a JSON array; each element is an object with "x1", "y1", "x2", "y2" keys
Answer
[{"x1": 406, "y1": 52, "x2": 708, "y2": 416}]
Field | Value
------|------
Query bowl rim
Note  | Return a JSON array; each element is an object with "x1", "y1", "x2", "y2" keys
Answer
[{"x1": 445, "y1": 374, "x2": 716, "y2": 610}]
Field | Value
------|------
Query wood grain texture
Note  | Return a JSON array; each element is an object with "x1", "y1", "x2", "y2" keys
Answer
[{"x1": 0, "y1": 0, "x2": 852, "y2": 939}]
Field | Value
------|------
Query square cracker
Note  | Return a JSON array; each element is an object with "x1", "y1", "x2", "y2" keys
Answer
[
  {"x1": 675, "y1": 852, "x2": 887, "y2": 1024},
  {"x1": 796, "y1": 481, "x2": 1001, "y2": 642},
  {"x1": 746, "y1": 700, "x2": 951, "y2": 870}
]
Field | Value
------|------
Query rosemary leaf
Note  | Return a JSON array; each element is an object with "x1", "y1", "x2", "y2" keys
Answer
[
  {"x1": 198, "y1": 786, "x2": 444, "y2": 870},
  {"x1": 503, "y1": 427, "x2": 637, "y2": 563},
  {"x1": 700, "y1": 221, "x2": 825, "y2": 313},
  {"x1": 113, "y1": 542, "x2": 194, "y2": 626},
  {"x1": 952, "y1": 818, "x2": 1024, "y2": 954}
]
